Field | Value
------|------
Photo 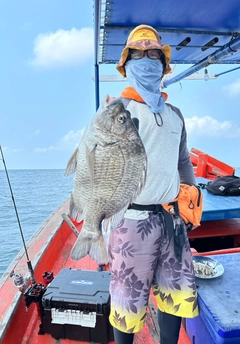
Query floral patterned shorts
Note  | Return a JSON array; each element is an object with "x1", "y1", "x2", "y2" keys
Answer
[{"x1": 108, "y1": 212, "x2": 199, "y2": 333}]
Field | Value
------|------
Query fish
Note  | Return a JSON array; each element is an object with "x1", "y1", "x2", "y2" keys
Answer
[{"x1": 64, "y1": 95, "x2": 147, "y2": 264}]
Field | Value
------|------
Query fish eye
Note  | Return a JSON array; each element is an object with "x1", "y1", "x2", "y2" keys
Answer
[{"x1": 117, "y1": 114, "x2": 126, "y2": 124}]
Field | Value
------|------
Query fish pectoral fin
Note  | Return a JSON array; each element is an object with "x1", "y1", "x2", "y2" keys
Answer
[
  {"x1": 64, "y1": 148, "x2": 78, "y2": 176},
  {"x1": 102, "y1": 206, "x2": 128, "y2": 233},
  {"x1": 69, "y1": 194, "x2": 83, "y2": 222}
]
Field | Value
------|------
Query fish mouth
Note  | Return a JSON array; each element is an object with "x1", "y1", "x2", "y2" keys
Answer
[{"x1": 107, "y1": 98, "x2": 125, "y2": 109}]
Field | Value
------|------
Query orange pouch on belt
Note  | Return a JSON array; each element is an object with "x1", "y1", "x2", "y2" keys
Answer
[{"x1": 162, "y1": 184, "x2": 203, "y2": 227}]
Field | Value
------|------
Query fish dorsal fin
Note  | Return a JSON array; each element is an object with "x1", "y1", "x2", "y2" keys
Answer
[{"x1": 64, "y1": 148, "x2": 78, "y2": 176}]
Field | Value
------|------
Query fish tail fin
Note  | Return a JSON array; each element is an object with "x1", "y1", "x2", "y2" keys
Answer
[
  {"x1": 89, "y1": 237, "x2": 108, "y2": 264},
  {"x1": 71, "y1": 227, "x2": 108, "y2": 264},
  {"x1": 71, "y1": 236, "x2": 91, "y2": 260}
]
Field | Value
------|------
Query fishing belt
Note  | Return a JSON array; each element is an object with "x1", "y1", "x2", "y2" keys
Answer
[
  {"x1": 128, "y1": 203, "x2": 185, "y2": 262},
  {"x1": 128, "y1": 203, "x2": 163, "y2": 213}
]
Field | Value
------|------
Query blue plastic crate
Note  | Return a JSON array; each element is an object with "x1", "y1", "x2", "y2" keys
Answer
[{"x1": 186, "y1": 253, "x2": 240, "y2": 344}]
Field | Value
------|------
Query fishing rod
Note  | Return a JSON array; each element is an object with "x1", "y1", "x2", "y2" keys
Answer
[{"x1": 0, "y1": 145, "x2": 36, "y2": 285}]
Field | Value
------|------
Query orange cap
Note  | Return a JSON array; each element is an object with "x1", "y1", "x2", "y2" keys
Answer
[{"x1": 116, "y1": 24, "x2": 171, "y2": 77}]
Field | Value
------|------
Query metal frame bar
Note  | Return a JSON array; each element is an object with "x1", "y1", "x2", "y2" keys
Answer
[
  {"x1": 99, "y1": 43, "x2": 223, "y2": 49},
  {"x1": 214, "y1": 65, "x2": 240, "y2": 77},
  {"x1": 101, "y1": 25, "x2": 237, "y2": 37},
  {"x1": 163, "y1": 34, "x2": 240, "y2": 87},
  {"x1": 94, "y1": 0, "x2": 101, "y2": 111}
]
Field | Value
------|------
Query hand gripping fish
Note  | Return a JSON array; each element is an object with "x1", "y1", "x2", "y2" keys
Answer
[{"x1": 65, "y1": 96, "x2": 147, "y2": 264}]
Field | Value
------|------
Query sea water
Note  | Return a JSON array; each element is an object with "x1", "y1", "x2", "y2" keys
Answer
[{"x1": 0, "y1": 169, "x2": 74, "y2": 277}]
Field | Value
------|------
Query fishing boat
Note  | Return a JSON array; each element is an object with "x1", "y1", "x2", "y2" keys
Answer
[{"x1": 1, "y1": 1, "x2": 240, "y2": 343}]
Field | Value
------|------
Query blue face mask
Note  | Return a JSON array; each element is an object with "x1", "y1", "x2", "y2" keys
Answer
[{"x1": 125, "y1": 58, "x2": 165, "y2": 113}]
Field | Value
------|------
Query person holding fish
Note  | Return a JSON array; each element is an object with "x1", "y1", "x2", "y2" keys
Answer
[
  {"x1": 65, "y1": 24, "x2": 199, "y2": 344},
  {"x1": 107, "y1": 25, "x2": 199, "y2": 344}
]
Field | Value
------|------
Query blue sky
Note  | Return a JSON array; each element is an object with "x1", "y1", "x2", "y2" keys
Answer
[{"x1": 0, "y1": 0, "x2": 240, "y2": 170}]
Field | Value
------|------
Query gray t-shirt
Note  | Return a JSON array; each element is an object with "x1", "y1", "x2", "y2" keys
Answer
[{"x1": 123, "y1": 99, "x2": 195, "y2": 205}]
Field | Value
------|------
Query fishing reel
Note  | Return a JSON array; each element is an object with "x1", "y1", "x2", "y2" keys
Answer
[
  {"x1": 10, "y1": 270, "x2": 30, "y2": 293},
  {"x1": 23, "y1": 271, "x2": 54, "y2": 335},
  {"x1": 11, "y1": 269, "x2": 54, "y2": 310},
  {"x1": 23, "y1": 281, "x2": 47, "y2": 335},
  {"x1": 24, "y1": 271, "x2": 54, "y2": 310}
]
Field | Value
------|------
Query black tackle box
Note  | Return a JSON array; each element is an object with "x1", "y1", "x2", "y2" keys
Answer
[{"x1": 41, "y1": 268, "x2": 114, "y2": 343}]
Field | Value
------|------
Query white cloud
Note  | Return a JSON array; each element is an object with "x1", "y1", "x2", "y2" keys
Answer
[
  {"x1": 35, "y1": 128, "x2": 85, "y2": 153},
  {"x1": 35, "y1": 146, "x2": 56, "y2": 153},
  {"x1": 11, "y1": 148, "x2": 23, "y2": 153},
  {"x1": 29, "y1": 27, "x2": 94, "y2": 68},
  {"x1": 1, "y1": 146, "x2": 23, "y2": 153},
  {"x1": 185, "y1": 116, "x2": 240, "y2": 138},
  {"x1": 62, "y1": 129, "x2": 85, "y2": 146},
  {"x1": 222, "y1": 78, "x2": 240, "y2": 97}
]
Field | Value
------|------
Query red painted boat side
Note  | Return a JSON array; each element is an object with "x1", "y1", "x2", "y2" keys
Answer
[
  {"x1": 190, "y1": 148, "x2": 235, "y2": 179},
  {"x1": 0, "y1": 198, "x2": 193, "y2": 344},
  {"x1": 193, "y1": 247, "x2": 240, "y2": 256},
  {"x1": 189, "y1": 218, "x2": 240, "y2": 239}
]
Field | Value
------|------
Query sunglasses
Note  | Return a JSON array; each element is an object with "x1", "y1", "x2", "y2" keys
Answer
[{"x1": 129, "y1": 49, "x2": 163, "y2": 60}]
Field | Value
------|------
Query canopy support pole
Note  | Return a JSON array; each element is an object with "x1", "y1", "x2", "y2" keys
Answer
[
  {"x1": 163, "y1": 35, "x2": 240, "y2": 88},
  {"x1": 215, "y1": 65, "x2": 240, "y2": 77},
  {"x1": 94, "y1": 0, "x2": 101, "y2": 110}
]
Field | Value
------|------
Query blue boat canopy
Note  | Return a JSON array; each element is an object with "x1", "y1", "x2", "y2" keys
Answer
[
  {"x1": 96, "y1": 0, "x2": 240, "y2": 65},
  {"x1": 93, "y1": 0, "x2": 240, "y2": 106}
]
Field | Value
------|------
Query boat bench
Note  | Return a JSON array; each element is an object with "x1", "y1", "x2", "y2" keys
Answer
[
  {"x1": 197, "y1": 177, "x2": 240, "y2": 222},
  {"x1": 189, "y1": 178, "x2": 240, "y2": 244}
]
